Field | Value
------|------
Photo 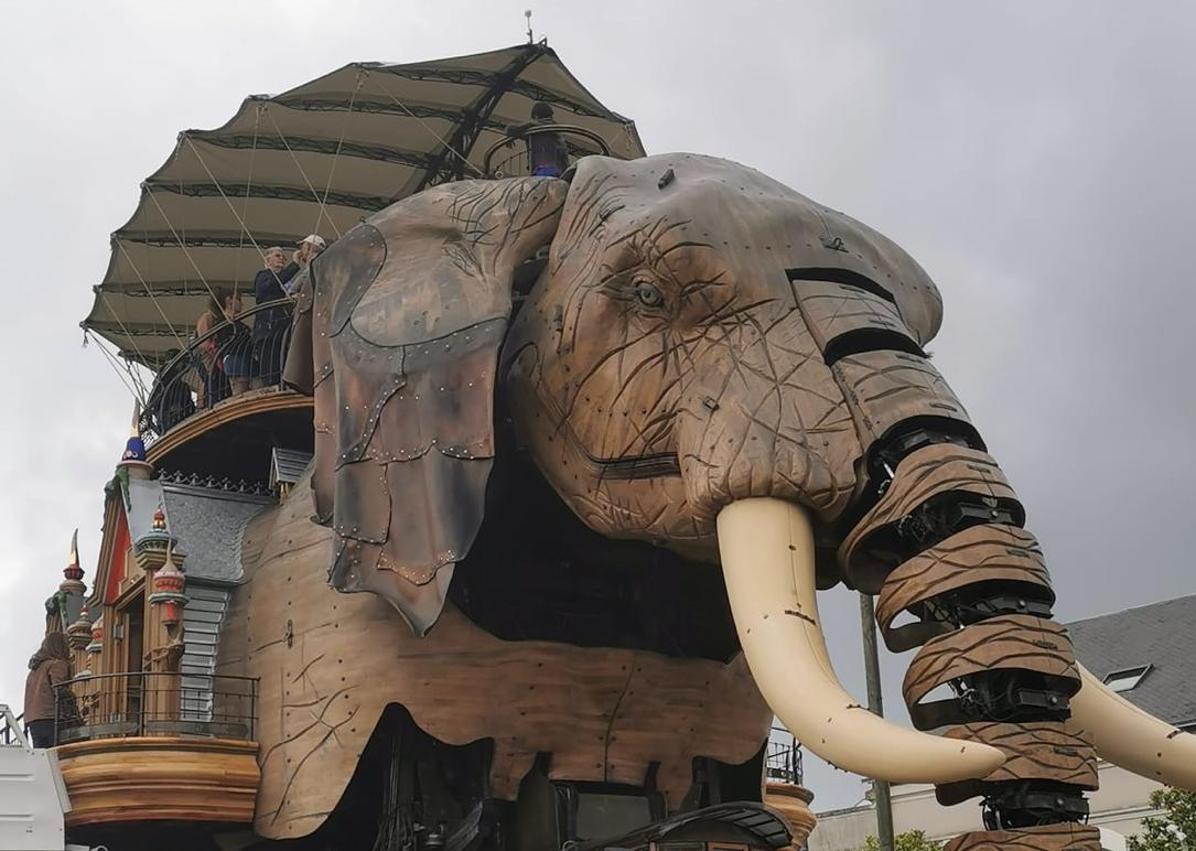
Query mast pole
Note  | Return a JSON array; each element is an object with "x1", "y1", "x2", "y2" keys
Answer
[{"x1": 860, "y1": 591, "x2": 896, "y2": 851}]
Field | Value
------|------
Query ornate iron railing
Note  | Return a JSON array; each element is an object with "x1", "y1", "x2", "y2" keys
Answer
[
  {"x1": 142, "y1": 297, "x2": 296, "y2": 440},
  {"x1": 766, "y1": 729, "x2": 804, "y2": 785},
  {"x1": 53, "y1": 672, "x2": 258, "y2": 744}
]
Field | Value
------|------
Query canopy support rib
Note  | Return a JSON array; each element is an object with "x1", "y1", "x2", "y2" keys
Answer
[{"x1": 416, "y1": 45, "x2": 547, "y2": 192}]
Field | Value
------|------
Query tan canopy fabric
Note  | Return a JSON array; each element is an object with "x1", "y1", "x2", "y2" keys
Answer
[{"x1": 83, "y1": 44, "x2": 645, "y2": 368}]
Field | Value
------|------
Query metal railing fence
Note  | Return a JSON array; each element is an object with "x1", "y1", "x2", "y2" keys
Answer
[
  {"x1": 766, "y1": 732, "x2": 804, "y2": 786},
  {"x1": 53, "y1": 671, "x2": 257, "y2": 744},
  {"x1": 142, "y1": 297, "x2": 296, "y2": 440}
]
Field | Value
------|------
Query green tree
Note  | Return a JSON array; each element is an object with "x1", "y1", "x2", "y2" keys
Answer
[
  {"x1": 860, "y1": 830, "x2": 942, "y2": 851},
  {"x1": 1128, "y1": 788, "x2": 1196, "y2": 851}
]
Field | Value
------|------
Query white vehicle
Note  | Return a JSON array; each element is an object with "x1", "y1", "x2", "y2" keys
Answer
[{"x1": 0, "y1": 705, "x2": 89, "y2": 851}]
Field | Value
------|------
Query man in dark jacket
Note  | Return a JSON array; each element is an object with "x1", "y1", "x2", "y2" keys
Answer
[{"x1": 252, "y1": 246, "x2": 300, "y2": 386}]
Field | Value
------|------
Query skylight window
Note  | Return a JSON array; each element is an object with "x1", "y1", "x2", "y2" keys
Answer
[{"x1": 1103, "y1": 665, "x2": 1151, "y2": 693}]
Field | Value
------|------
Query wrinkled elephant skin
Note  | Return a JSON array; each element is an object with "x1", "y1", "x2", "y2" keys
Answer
[{"x1": 284, "y1": 154, "x2": 1195, "y2": 849}]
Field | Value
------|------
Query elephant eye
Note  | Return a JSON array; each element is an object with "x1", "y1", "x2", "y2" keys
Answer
[{"x1": 634, "y1": 281, "x2": 664, "y2": 308}]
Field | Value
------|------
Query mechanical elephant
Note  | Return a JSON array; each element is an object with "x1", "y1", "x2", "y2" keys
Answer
[{"x1": 275, "y1": 153, "x2": 1196, "y2": 848}]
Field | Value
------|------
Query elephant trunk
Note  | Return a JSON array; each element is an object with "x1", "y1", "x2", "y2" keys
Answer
[{"x1": 718, "y1": 440, "x2": 1194, "y2": 851}]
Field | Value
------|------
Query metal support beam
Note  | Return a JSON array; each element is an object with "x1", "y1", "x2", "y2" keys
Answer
[{"x1": 860, "y1": 592, "x2": 896, "y2": 851}]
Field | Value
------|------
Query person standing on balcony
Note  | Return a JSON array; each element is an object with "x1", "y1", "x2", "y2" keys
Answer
[
  {"x1": 509, "y1": 101, "x2": 569, "y2": 177},
  {"x1": 252, "y1": 246, "x2": 300, "y2": 387},
  {"x1": 24, "y1": 632, "x2": 71, "y2": 748},
  {"x1": 197, "y1": 289, "x2": 252, "y2": 402},
  {"x1": 284, "y1": 234, "x2": 326, "y2": 295}
]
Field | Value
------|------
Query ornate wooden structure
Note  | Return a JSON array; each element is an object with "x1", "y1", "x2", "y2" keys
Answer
[
  {"x1": 20, "y1": 39, "x2": 1194, "y2": 851},
  {"x1": 55, "y1": 737, "x2": 259, "y2": 826}
]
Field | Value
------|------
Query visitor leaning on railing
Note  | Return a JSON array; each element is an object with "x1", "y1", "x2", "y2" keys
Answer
[
  {"x1": 196, "y1": 289, "x2": 253, "y2": 403},
  {"x1": 23, "y1": 633, "x2": 73, "y2": 748}
]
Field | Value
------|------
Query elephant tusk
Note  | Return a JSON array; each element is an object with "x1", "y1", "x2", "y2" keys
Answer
[
  {"x1": 1070, "y1": 663, "x2": 1196, "y2": 790},
  {"x1": 716, "y1": 497, "x2": 1006, "y2": 785}
]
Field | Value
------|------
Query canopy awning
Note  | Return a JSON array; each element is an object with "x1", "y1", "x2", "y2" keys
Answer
[{"x1": 83, "y1": 44, "x2": 645, "y2": 368}]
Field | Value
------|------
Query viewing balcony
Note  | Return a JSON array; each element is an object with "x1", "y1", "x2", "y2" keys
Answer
[
  {"x1": 51, "y1": 672, "x2": 260, "y2": 828},
  {"x1": 139, "y1": 297, "x2": 313, "y2": 475}
]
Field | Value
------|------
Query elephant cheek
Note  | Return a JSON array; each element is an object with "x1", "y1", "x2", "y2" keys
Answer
[{"x1": 677, "y1": 395, "x2": 861, "y2": 524}]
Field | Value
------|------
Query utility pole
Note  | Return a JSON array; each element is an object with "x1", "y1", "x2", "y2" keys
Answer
[{"x1": 859, "y1": 592, "x2": 896, "y2": 851}]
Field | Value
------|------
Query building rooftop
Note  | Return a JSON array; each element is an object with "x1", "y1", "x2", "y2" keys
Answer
[
  {"x1": 1068, "y1": 594, "x2": 1196, "y2": 730},
  {"x1": 127, "y1": 477, "x2": 272, "y2": 584}
]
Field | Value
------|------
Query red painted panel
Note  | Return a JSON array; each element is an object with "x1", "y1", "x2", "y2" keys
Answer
[{"x1": 104, "y1": 510, "x2": 130, "y2": 604}]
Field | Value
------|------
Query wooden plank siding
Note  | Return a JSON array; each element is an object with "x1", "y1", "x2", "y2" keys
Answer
[{"x1": 221, "y1": 474, "x2": 774, "y2": 840}]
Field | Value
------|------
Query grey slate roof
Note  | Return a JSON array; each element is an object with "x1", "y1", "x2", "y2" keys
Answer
[
  {"x1": 1067, "y1": 594, "x2": 1196, "y2": 729},
  {"x1": 270, "y1": 448, "x2": 313, "y2": 490},
  {"x1": 125, "y1": 477, "x2": 271, "y2": 585}
]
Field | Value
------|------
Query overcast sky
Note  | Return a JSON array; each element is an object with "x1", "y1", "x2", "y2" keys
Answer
[{"x1": 1, "y1": 0, "x2": 1193, "y2": 821}]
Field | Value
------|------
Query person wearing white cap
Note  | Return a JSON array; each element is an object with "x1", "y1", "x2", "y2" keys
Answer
[{"x1": 285, "y1": 234, "x2": 326, "y2": 295}]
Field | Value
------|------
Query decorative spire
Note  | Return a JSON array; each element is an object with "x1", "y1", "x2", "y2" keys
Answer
[
  {"x1": 149, "y1": 540, "x2": 188, "y2": 627},
  {"x1": 59, "y1": 528, "x2": 85, "y2": 595},
  {"x1": 68, "y1": 601, "x2": 94, "y2": 651}
]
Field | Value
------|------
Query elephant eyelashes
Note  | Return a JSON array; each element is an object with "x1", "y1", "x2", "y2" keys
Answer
[{"x1": 633, "y1": 280, "x2": 665, "y2": 308}]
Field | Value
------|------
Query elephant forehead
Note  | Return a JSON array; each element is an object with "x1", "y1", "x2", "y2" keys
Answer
[{"x1": 565, "y1": 153, "x2": 944, "y2": 344}]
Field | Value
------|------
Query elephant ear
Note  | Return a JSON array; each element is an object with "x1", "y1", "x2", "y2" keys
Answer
[{"x1": 284, "y1": 178, "x2": 568, "y2": 635}]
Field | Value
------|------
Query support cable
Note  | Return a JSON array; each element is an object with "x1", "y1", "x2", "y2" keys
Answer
[
  {"x1": 185, "y1": 135, "x2": 272, "y2": 261},
  {"x1": 373, "y1": 71, "x2": 483, "y2": 179},
  {"x1": 262, "y1": 105, "x2": 344, "y2": 239},
  {"x1": 145, "y1": 188, "x2": 222, "y2": 306},
  {"x1": 96, "y1": 288, "x2": 156, "y2": 374},
  {"x1": 315, "y1": 70, "x2": 364, "y2": 235},
  {"x1": 114, "y1": 240, "x2": 188, "y2": 348},
  {"x1": 87, "y1": 329, "x2": 145, "y2": 403},
  {"x1": 236, "y1": 104, "x2": 264, "y2": 287}
]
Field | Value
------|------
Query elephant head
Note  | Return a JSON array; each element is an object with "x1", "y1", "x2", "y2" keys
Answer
[{"x1": 284, "y1": 153, "x2": 1196, "y2": 825}]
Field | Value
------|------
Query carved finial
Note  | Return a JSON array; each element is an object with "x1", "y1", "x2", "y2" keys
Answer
[
  {"x1": 61, "y1": 528, "x2": 84, "y2": 587},
  {"x1": 152, "y1": 506, "x2": 166, "y2": 531}
]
